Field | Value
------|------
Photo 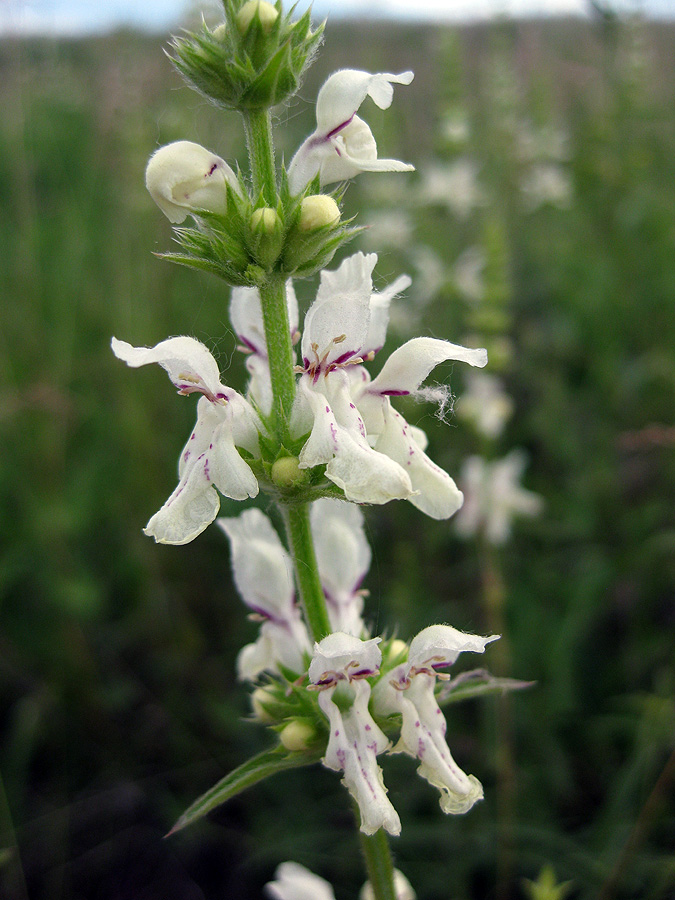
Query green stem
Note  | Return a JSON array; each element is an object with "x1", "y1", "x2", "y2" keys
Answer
[
  {"x1": 358, "y1": 824, "x2": 398, "y2": 900},
  {"x1": 242, "y1": 108, "x2": 277, "y2": 207},
  {"x1": 259, "y1": 277, "x2": 296, "y2": 441},
  {"x1": 282, "y1": 504, "x2": 331, "y2": 642}
]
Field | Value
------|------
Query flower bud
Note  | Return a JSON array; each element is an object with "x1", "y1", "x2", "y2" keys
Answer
[
  {"x1": 145, "y1": 140, "x2": 238, "y2": 224},
  {"x1": 251, "y1": 207, "x2": 280, "y2": 232},
  {"x1": 279, "y1": 719, "x2": 316, "y2": 752},
  {"x1": 236, "y1": 0, "x2": 279, "y2": 34},
  {"x1": 251, "y1": 686, "x2": 278, "y2": 723},
  {"x1": 271, "y1": 456, "x2": 309, "y2": 489},
  {"x1": 299, "y1": 195, "x2": 340, "y2": 231}
]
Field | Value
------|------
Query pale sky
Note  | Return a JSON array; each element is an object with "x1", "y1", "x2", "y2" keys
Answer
[{"x1": 0, "y1": 0, "x2": 670, "y2": 36}]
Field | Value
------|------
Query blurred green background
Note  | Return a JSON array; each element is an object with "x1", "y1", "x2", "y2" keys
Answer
[{"x1": 1, "y1": 10, "x2": 674, "y2": 900}]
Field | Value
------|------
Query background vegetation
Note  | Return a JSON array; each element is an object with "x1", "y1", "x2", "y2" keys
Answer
[{"x1": 1, "y1": 10, "x2": 674, "y2": 899}]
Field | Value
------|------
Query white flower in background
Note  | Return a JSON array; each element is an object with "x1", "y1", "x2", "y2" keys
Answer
[
  {"x1": 288, "y1": 70, "x2": 415, "y2": 194},
  {"x1": 229, "y1": 282, "x2": 299, "y2": 415},
  {"x1": 457, "y1": 371, "x2": 514, "y2": 440},
  {"x1": 416, "y1": 159, "x2": 484, "y2": 219},
  {"x1": 453, "y1": 246, "x2": 486, "y2": 304},
  {"x1": 520, "y1": 163, "x2": 572, "y2": 212},
  {"x1": 310, "y1": 499, "x2": 370, "y2": 636},
  {"x1": 291, "y1": 252, "x2": 487, "y2": 518},
  {"x1": 360, "y1": 869, "x2": 417, "y2": 900},
  {"x1": 439, "y1": 109, "x2": 470, "y2": 147},
  {"x1": 361, "y1": 209, "x2": 414, "y2": 251},
  {"x1": 265, "y1": 862, "x2": 336, "y2": 900},
  {"x1": 218, "y1": 509, "x2": 311, "y2": 679},
  {"x1": 111, "y1": 336, "x2": 261, "y2": 544},
  {"x1": 266, "y1": 862, "x2": 417, "y2": 900},
  {"x1": 145, "y1": 140, "x2": 240, "y2": 224},
  {"x1": 376, "y1": 625, "x2": 498, "y2": 815},
  {"x1": 309, "y1": 633, "x2": 401, "y2": 836},
  {"x1": 517, "y1": 122, "x2": 570, "y2": 163},
  {"x1": 455, "y1": 450, "x2": 544, "y2": 545}
]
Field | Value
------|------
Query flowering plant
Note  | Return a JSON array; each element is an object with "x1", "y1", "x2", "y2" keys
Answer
[{"x1": 112, "y1": 2, "x2": 530, "y2": 896}]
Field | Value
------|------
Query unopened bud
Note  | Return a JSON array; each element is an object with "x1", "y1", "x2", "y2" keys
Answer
[
  {"x1": 279, "y1": 720, "x2": 316, "y2": 752},
  {"x1": 251, "y1": 207, "x2": 281, "y2": 233},
  {"x1": 251, "y1": 686, "x2": 277, "y2": 723},
  {"x1": 299, "y1": 195, "x2": 341, "y2": 231},
  {"x1": 212, "y1": 22, "x2": 227, "y2": 40},
  {"x1": 236, "y1": 0, "x2": 279, "y2": 34},
  {"x1": 145, "y1": 140, "x2": 238, "y2": 224},
  {"x1": 271, "y1": 456, "x2": 309, "y2": 489},
  {"x1": 387, "y1": 639, "x2": 409, "y2": 662}
]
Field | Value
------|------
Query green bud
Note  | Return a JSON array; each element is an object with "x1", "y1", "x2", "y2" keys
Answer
[
  {"x1": 299, "y1": 195, "x2": 341, "y2": 231},
  {"x1": 236, "y1": 0, "x2": 279, "y2": 34},
  {"x1": 271, "y1": 456, "x2": 309, "y2": 489},
  {"x1": 279, "y1": 719, "x2": 316, "y2": 752},
  {"x1": 248, "y1": 207, "x2": 284, "y2": 269}
]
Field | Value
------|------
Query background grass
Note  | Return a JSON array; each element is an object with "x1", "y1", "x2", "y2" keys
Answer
[{"x1": 0, "y1": 11, "x2": 674, "y2": 900}]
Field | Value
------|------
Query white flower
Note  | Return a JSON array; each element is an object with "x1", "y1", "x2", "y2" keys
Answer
[
  {"x1": 455, "y1": 450, "x2": 544, "y2": 545},
  {"x1": 376, "y1": 625, "x2": 498, "y2": 815},
  {"x1": 229, "y1": 282, "x2": 299, "y2": 416},
  {"x1": 145, "y1": 140, "x2": 240, "y2": 224},
  {"x1": 309, "y1": 633, "x2": 401, "y2": 836},
  {"x1": 291, "y1": 252, "x2": 487, "y2": 517},
  {"x1": 288, "y1": 70, "x2": 415, "y2": 194},
  {"x1": 457, "y1": 371, "x2": 514, "y2": 440},
  {"x1": 111, "y1": 336, "x2": 261, "y2": 544},
  {"x1": 310, "y1": 499, "x2": 370, "y2": 636},
  {"x1": 453, "y1": 246, "x2": 485, "y2": 304},
  {"x1": 218, "y1": 509, "x2": 311, "y2": 679},
  {"x1": 360, "y1": 869, "x2": 417, "y2": 900},
  {"x1": 520, "y1": 163, "x2": 572, "y2": 212},
  {"x1": 265, "y1": 862, "x2": 336, "y2": 900},
  {"x1": 416, "y1": 159, "x2": 484, "y2": 219}
]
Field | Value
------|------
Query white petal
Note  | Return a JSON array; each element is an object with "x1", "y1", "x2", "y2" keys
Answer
[
  {"x1": 230, "y1": 281, "x2": 298, "y2": 358},
  {"x1": 399, "y1": 674, "x2": 484, "y2": 815},
  {"x1": 266, "y1": 862, "x2": 336, "y2": 900},
  {"x1": 373, "y1": 406, "x2": 464, "y2": 520},
  {"x1": 369, "y1": 337, "x2": 487, "y2": 397},
  {"x1": 218, "y1": 508, "x2": 294, "y2": 618},
  {"x1": 315, "y1": 70, "x2": 414, "y2": 132},
  {"x1": 301, "y1": 253, "x2": 376, "y2": 367},
  {"x1": 309, "y1": 632, "x2": 382, "y2": 684},
  {"x1": 364, "y1": 274, "x2": 411, "y2": 356},
  {"x1": 317, "y1": 685, "x2": 401, "y2": 836},
  {"x1": 360, "y1": 870, "x2": 417, "y2": 900},
  {"x1": 144, "y1": 456, "x2": 220, "y2": 545},
  {"x1": 112, "y1": 335, "x2": 225, "y2": 399},
  {"x1": 311, "y1": 499, "x2": 370, "y2": 635},
  {"x1": 145, "y1": 140, "x2": 238, "y2": 224},
  {"x1": 408, "y1": 624, "x2": 499, "y2": 671}
]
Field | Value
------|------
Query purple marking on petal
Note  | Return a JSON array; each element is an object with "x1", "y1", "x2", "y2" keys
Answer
[
  {"x1": 191, "y1": 433, "x2": 196, "y2": 440},
  {"x1": 365, "y1": 723, "x2": 371, "y2": 731},
  {"x1": 415, "y1": 721, "x2": 420, "y2": 728},
  {"x1": 333, "y1": 348, "x2": 359, "y2": 366},
  {"x1": 207, "y1": 163, "x2": 218, "y2": 176},
  {"x1": 326, "y1": 114, "x2": 355, "y2": 141},
  {"x1": 335, "y1": 730, "x2": 340, "y2": 737},
  {"x1": 183, "y1": 451, "x2": 190, "y2": 463},
  {"x1": 209, "y1": 443, "x2": 213, "y2": 450},
  {"x1": 330, "y1": 422, "x2": 338, "y2": 446},
  {"x1": 215, "y1": 392, "x2": 229, "y2": 401},
  {"x1": 417, "y1": 738, "x2": 426, "y2": 758},
  {"x1": 325, "y1": 405, "x2": 330, "y2": 413},
  {"x1": 349, "y1": 402, "x2": 356, "y2": 409},
  {"x1": 380, "y1": 389, "x2": 411, "y2": 397}
]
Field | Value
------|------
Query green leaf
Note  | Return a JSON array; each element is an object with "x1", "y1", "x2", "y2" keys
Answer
[
  {"x1": 438, "y1": 668, "x2": 535, "y2": 706},
  {"x1": 168, "y1": 744, "x2": 322, "y2": 835}
]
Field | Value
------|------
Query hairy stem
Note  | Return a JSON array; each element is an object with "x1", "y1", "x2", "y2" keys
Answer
[
  {"x1": 259, "y1": 277, "x2": 296, "y2": 441},
  {"x1": 281, "y1": 504, "x2": 331, "y2": 642},
  {"x1": 358, "y1": 823, "x2": 398, "y2": 900},
  {"x1": 242, "y1": 108, "x2": 277, "y2": 207}
]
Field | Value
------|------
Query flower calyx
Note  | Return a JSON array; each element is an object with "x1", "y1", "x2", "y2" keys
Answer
[{"x1": 169, "y1": 1, "x2": 324, "y2": 112}]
